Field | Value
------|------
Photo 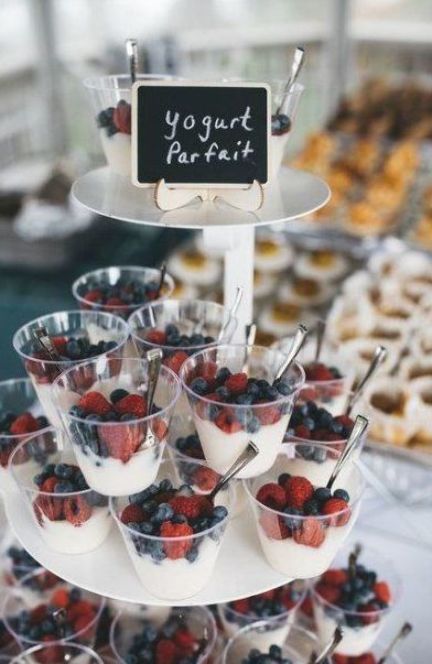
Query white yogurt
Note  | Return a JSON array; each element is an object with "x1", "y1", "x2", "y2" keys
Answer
[
  {"x1": 193, "y1": 414, "x2": 290, "y2": 479},
  {"x1": 270, "y1": 134, "x2": 290, "y2": 180},
  {"x1": 125, "y1": 536, "x2": 220, "y2": 600},
  {"x1": 74, "y1": 443, "x2": 164, "y2": 497},
  {"x1": 35, "y1": 507, "x2": 112, "y2": 555},
  {"x1": 99, "y1": 130, "x2": 131, "y2": 177},
  {"x1": 314, "y1": 602, "x2": 384, "y2": 656}
]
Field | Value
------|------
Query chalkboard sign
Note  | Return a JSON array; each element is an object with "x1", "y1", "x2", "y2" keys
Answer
[{"x1": 131, "y1": 81, "x2": 270, "y2": 188}]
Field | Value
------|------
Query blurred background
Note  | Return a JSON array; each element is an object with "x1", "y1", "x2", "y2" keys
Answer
[{"x1": 1, "y1": 0, "x2": 432, "y2": 378}]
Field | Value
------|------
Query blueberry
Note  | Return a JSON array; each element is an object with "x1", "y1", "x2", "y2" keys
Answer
[
  {"x1": 278, "y1": 472, "x2": 290, "y2": 486},
  {"x1": 246, "y1": 416, "x2": 260, "y2": 434},
  {"x1": 278, "y1": 113, "x2": 291, "y2": 133},
  {"x1": 159, "y1": 479, "x2": 173, "y2": 492},
  {"x1": 190, "y1": 377, "x2": 208, "y2": 395},
  {"x1": 209, "y1": 404, "x2": 220, "y2": 421},
  {"x1": 246, "y1": 382, "x2": 260, "y2": 398},
  {"x1": 304, "y1": 499, "x2": 319, "y2": 515},
  {"x1": 313, "y1": 446, "x2": 327, "y2": 463},
  {"x1": 297, "y1": 444, "x2": 315, "y2": 460},
  {"x1": 303, "y1": 416, "x2": 315, "y2": 431},
  {"x1": 172, "y1": 514, "x2": 187, "y2": 524},
  {"x1": 54, "y1": 463, "x2": 73, "y2": 480},
  {"x1": 97, "y1": 107, "x2": 115, "y2": 128},
  {"x1": 166, "y1": 323, "x2": 179, "y2": 337},
  {"x1": 55, "y1": 481, "x2": 74, "y2": 493},
  {"x1": 330, "y1": 420, "x2": 344, "y2": 435},
  {"x1": 264, "y1": 386, "x2": 279, "y2": 401},
  {"x1": 151, "y1": 503, "x2": 174, "y2": 524},
  {"x1": 69, "y1": 405, "x2": 84, "y2": 418},
  {"x1": 314, "y1": 487, "x2": 331, "y2": 503},
  {"x1": 318, "y1": 411, "x2": 333, "y2": 429},
  {"x1": 236, "y1": 393, "x2": 253, "y2": 405},
  {"x1": 283, "y1": 507, "x2": 301, "y2": 530},
  {"x1": 212, "y1": 505, "x2": 228, "y2": 521},
  {"x1": 204, "y1": 335, "x2": 215, "y2": 344},
  {"x1": 270, "y1": 644, "x2": 283, "y2": 658},
  {"x1": 216, "y1": 367, "x2": 231, "y2": 383},
  {"x1": 274, "y1": 379, "x2": 292, "y2": 396},
  {"x1": 66, "y1": 339, "x2": 81, "y2": 359},
  {"x1": 333, "y1": 488, "x2": 350, "y2": 502},
  {"x1": 190, "y1": 333, "x2": 205, "y2": 345},
  {"x1": 215, "y1": 385, "x2": 230, "y2": 400},
  {"x1": 139, "y1": 522, "x2": 154, "y2": 535},
  {"x1": 186, "y1": 546, "x2": 199, "y2": 563},
  {"x1": 33, "y1": 473, "x2": 46, "y2": 487},
  {"x1": 36, "y1": 416, "x2": 49, "y2": 428},
  {"x1": 150, "y1": 542, "x2": 166, "y2": 562},
  {"x1": 271, "y1": 114, "x2": 282, "y2": 134}
]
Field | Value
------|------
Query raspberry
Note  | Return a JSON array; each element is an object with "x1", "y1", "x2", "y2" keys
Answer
[
  {"x1": 160, "y1": 521, "x2": 194, "y2": 559},
  {"x1": 156, "y1": 639, "x2": 177, "y2": 664},
  {"x1": 305, "y1": 362, "x2": 334, "y2": 381},
  {"x1": 146, "y1": 329, "x2": 167, "y2": 345},
  {"x1": 321, "y1": 568, "x2": 348, "y2": 586},
  {"x1": 174, "y1": 628, "x2": 196, "y2": 653},
  {"x1": 192, "y1": 466, "x2": 218, "y2": 492},
  {"x1": 225, "y1": 372, "x2": 248, "y2": 394},
  {"x1": 294, "y1": 424, "x2": 311, "y2": 439},
  {"x1": 200, "y1": 361, "x2": 218, "y2": 386},
  {"x1": 64, "y1": 496, "x2": 92, "y2": 525},
  {"x1": 10, "y1": 412, "x2": 40, "y2": 435},
  {"x1": 256, "y1": 483, "x2": 286, "y2": 509},
  {"x1": 334, "y1": 414, "x2": 354, "y2": 427},
  {"x1": 321, "y1": 498, "x2": 351, "y2": 526},
  {"x1": 164, "y1": 350, "x2": 189, "y2": 374},
  {"x1": 73, "y1": 611, "x2": 96, "y2": 633},
  {"x1": 51, "y1": 336, "x2": 67, "y2": 354},
  {"x1": 106, "y1": 297, "x2": 124, "y2": 307},
  {"x1": 99, "y1": 423, "x2": 142, "y2": 463},
  {"x1": 315, "y1": 582, "x2": 341, "y2": 605},
  {"x1": 259, "y1": 512, "x2": 289, "y2": 540},
  {"x1": 78, "y1": 391, "x2": 112, "y2": 415},
  {"x1": 214, "y1": 411, "x2": 242, "y2": 433},
  {"x1": 113, "y1": 100, "x2": 131, "y2": 134},
  {"x1": 31, "y1": 604, "x2": 48, "y2": 623},
  {"x1": 352, "y1": 655, "x2": 377, "y2": 664},
  {"x1": 115, "y1": 394, "x2": 147, "y2": 418},
  {"x1": 232, "y1": 598, "x2": 250, "y2": 614},
  {"x1": 41, "y1": 477, "x2": 58, "y2": 493},
  {"x1": 66, "y1": 600, "x2": 95, "y2": 622},
  {"x1": 285, "y1": 476, "x2": 314, "y2": 509},
  {"x1": 259, "y1": 589, "x2": 276, "y2": 601},
  {"x1": 35, "y1": 641, "x2": 65, "y2": 664},
  {"x1": 293, "y1": 518, "x2": 325, "y2": 547},
  {"x1": 373, "y1": 581, "x2": 391, "y2": 604},
  {"x1": 257, "y1": 406, "x2": 281, "y2": 425},
  {"x1": 358, "y1": 602, "x2": 380, "y2": 625},
  {"x1": 121, "y1": 504, "x2": 146, "y2": 524},
  {"x1": 51, "y1": 588, "x2": 70, "y2": 609},
  {"x1": 169, "y1": 495, "x2": 211, "y2": 519},
  {"x1": 83, "y1": 289, "x2": 103, "y2": 304}
]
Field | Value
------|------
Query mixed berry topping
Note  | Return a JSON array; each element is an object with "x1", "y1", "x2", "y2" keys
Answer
[
  {"x1": 288, "y1": 402, "x2": 354, "y2": 442},
  {"x1": 5, "y1": 545, "x2": 39, "y2": 581},
  {"x1": 316, "y1": 557, "x2": 392, "y2": 624},
  {"x1": 8, "y1": 585, "x2": 98, "y2": 655},
  {"x1": 173, "y1": 432, "x2": 204, "y2": 460},
  {"x1": 80, "y1": 275, "x2": 162, "y2": 311},
  {"x1": 145, "y1": 324, "x2": 216, "y2": 374},
  {"x1": 226, "y1": 583, "x2": 303, "y2": 623},
  {"x1": 256, "y1": 474, "x2": 351, "y2": 547},
  {"x1": 271, "y1": 113, "x2": 291, "y2": 136},
  {"x1": 186, "y1": 363, "x2": 294, "y2": 434},
  {"x1": 304, "y1": 361, "x2": 343, "y2": 382},
  {"x1": 243, "y1": 644, "x2": 293, "y2": 664},
  {"x1": 125, "y1": 612, "x2": 207, "y2": 664},
  {"x1": 68, "y1": 389, "x2": 167, "y2": 464},
  {"x1": 0, "y1": 413, "x2": 49, "y2": 466},
  {"x1": 97, "y1": 100, "x2": 131, "y2": 136},
  {"x1": 25, "y1": 335, "x2": 118, "y2": 384},
  {"x1": 32, "y1": 463, "x2": 107, "y2": 526},
  {"x1": 120, "y1": 480, "x2": 228, "y2": 562},
  {"x1": 333, "y1": 654, "x2": 376, "y2": 664}
]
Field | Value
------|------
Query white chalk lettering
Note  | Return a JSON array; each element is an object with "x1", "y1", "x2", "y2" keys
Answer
[
  {"x1": 164, "y1": 110, "x2": 179, "y2": 140},
  {"x1": 166, "y1": 140, "x2": 181, "y2": 164},
  {"x1": 184, "y1": 114, "x2": 195, "y2": 130},
  {"x1": 204, "y1": 142, "x2": 218, "y2": 162},
  {"x1": 215, "y1": 117, "x2": 229, "y2": 130},
  {"x1": 199, "y1": 116, "x2": 212, "y2": 143},
  {"x1": 242, "y1": 139, "x2": 254, "y2": 159},
  {"x1": 240, "y1": 106, "x2": 253, "y2": 131},
  {"x1": 218, "y1": 149, "x2": 230, "y2": 161}
]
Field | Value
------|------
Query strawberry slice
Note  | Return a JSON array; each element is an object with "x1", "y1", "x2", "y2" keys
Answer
[
  {"x1": 10, "y1": 412, "x2": 40, "y2": 435},
  {"x1": 98, "y1": 423, "x2": 142, "y2": 463},
  {"x1": 78, "y1": 391, "x2": 112, "y2": 415},
  {"x1": 115, "y1": 394, "x2": 147, "y2": 418}
]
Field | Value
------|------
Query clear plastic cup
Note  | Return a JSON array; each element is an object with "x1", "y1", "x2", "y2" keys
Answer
[
  {"x1": 110, "y1": 458, "x2": 234, "y2": 601},
  {"x1": 129, "y1": 299, "x2": 237, "y2": 375},
  {"x1": 9, "y1": 429, "x2": 112, "y2": 555},
  {"x1": 72, "y1": 265, "x2": 175, "y2": 320},
  {"x1": 280, "y1": 440, "x2": 364, "y2": 487},
  {"x1": 222, "y1": 621, "x2": 319, "y2": 664},
  {"x1": 312, "y1": 546, "x2": 401, "y2": 657},
  {"x1": 244, "y1": 454, "x2": 365, "y2": 579},
  {"x1": 3, "y1": 569, "x2": 105, "y2": 650},
  {"x1": 218, "y1": 581, "x2": 306, "y2": 645},
  {"x1": 52, "y1": 357, "x2": 181, "y2": 497},
  {"x1": 0, "y1": 378, "x2": 51, "y2": 476},
  {"x1": 84, "y1": 74, "x2": 175, "y2": 177},
  {"x1": 1, "y1": 540, "x2": 40, "y2": 587},
  {"x1": 10, "y1": 643, "x2": 103, "y2": 663},
  {"x1": 180, "y1": 344, "x2": 305, "y2": 478},
  {"x1": 110, "y1": 606, "x2": 217, "y2": 663},
  {"x1": 13, "y1": 311, "x2": 129, "y2": 430}
]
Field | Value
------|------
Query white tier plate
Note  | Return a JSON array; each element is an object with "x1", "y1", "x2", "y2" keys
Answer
[
  {"x1": 71, "y1": 167, "x2": 330, "y2": 228},
  {"x1": 2, "y1": 484, "x2": 291, "y2": 606}
]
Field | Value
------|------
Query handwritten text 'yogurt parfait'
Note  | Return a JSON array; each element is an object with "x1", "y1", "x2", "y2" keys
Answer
[{"x1": 163, "y1": 106, "x2": 256, "y2": 165}]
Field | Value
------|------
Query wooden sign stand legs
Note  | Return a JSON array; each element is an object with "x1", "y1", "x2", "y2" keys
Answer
[{"x1": 154, "y1": 178, "x2": 264, "y2": 212}]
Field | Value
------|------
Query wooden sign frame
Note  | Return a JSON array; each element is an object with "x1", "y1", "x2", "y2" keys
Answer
[{"x1": 131, "y1": 80, "x2": 271, "y2": 192}]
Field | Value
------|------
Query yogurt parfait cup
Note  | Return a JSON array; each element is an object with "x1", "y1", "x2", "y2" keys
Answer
[
  {"x1": 181, "y1": 345, "x2": 305, "y2": 478},
  {"x1": 0, "y1": 378, "x2": 51, "y2": 478},
  {"x1": 280, "y1": 440, "x2": 363, "y2": 487},
  {"x1": 110, "y1": 458, "x2": 234, "y2": 601},
  {"x1": 10, "y1": 643, "x2": 103, "y2": 663},
  {"x1": 52, "y1": 357, "x2": 181, "y2": 496},
  {"x1": 84, "y1": 74, "x2": 175, "y2": 177},
  {"x1": 222, "y1": 621, "x2": 319, "y2": 664},
  {"x1": 217, "y1": 581, "x2": 306, "y2": 646},
  {"x1": 3, "y1": 569, "x2": 105, "y2": 650},
  {"x1": 9, "y1": 429, "x2": 112, "y2": 555},
  {"x1": 313, "y1": 547, "x2": 401, "y2": 657},
  {"x1": 13, "y1": 311, "x2": 129, "y2": 430},
  {"x1": 72, "y1": 265, "x2": 175, "y2": 320},
  {"x1": 110, "y1": 606, "x2": 217, "y2": 663},
  {"x1": 245, "y1": 455, "x2": 365, "y2": 579}
]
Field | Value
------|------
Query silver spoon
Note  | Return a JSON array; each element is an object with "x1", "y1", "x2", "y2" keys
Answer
[
  {"x1": 345, "y1": 345, "x2": 387, "y2": 416},
  {"x1": 145, "y1": 348, "x2": 163, "y2": 446},
  {"x1": 125, "y1": 38, "x2": 138, "y2": 85},
  {"x1": 218, "y1": 287, "x2": 243, "y2": 342},
  {"x1": 327, "y1": 414, "x2": 368, "y2": 491},
  {"x1": 208, "y1": 441, "x2": 259, "y2": 501},
  {"x1": 34, "y1": 326, "x2": 62, "y2": 362},
  {"x1": 275, "y1": 323, "x2": 308, "y2": 381},
  {"x1": 309, "y1": 627, "x2": 343, "y2": 664},
  {"x1": 377, "y1": 622, "x2": 413, "y2": 664},
  {"x1": 276, "y1": 46, "x2": 305, "y2": 116},
  {"x1": 156, "y1": 262, "x2": 167, "y2": 299},
  {"x1": 314, "y1": 319, "x2": 326, "y2": 363},
  {"x1": 348, "y1": 542, "x2": 362, "y2": 578},
  {"x1": 242, "y1": 323, "x2": 257, "y2": 372}
]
